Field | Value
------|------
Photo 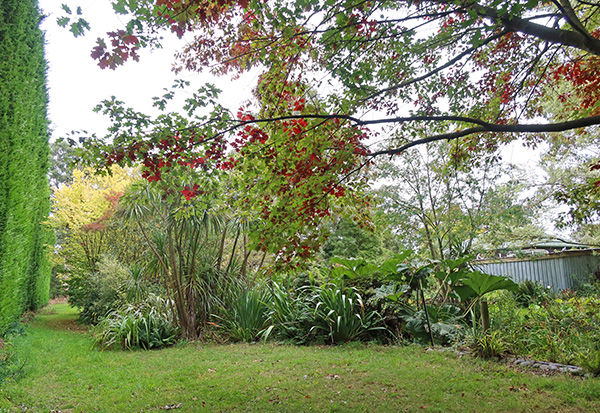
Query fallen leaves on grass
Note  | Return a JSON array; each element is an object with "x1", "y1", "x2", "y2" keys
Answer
[{"x1": 158, "y1": 402, "x2": 183, "y2": 410}]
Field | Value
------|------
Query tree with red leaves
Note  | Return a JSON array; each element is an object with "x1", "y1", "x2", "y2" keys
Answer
[{"x1": 63, "y1": 0, "x2": 600, "y2": 260}]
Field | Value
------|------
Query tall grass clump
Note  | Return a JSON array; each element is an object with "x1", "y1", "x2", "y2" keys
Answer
[
  {"x1": 93, "y1": 294, "x2": 179, "y2": 350},
  {"x1": 310, "y1": 284, "x2": 384, "y2": 344},
  {"x1": 263, "y1": 282, "x2": 313, "y2": 344},
  {"x1": 215, "y1": 282, "x2": 271, "y2": 342}
]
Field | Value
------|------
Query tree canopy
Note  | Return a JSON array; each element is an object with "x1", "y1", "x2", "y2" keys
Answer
[
  {"x1": 59, "y1": 0, "x2": 600, "y2": 257},
  {"x1": 74, "y1": 0, "x2": 600, "y2": 136}
]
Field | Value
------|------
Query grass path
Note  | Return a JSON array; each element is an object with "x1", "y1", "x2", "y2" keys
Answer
[{"x1": 0, "y1": 303, "x2": 599, "y2": 412}]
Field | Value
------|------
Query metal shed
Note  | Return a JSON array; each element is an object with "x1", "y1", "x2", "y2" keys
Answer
[{"x1": 474, "y1": 249, "x2": 600, "y2": 291}]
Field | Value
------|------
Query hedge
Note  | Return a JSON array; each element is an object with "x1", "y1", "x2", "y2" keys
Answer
[{"x1": 0, "y1": 0, "x2": 53, "y2": 335}]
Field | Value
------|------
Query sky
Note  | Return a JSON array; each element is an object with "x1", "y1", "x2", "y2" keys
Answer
[{"x1": 39, "y1": 0, "x2": 255, "y2": 141}]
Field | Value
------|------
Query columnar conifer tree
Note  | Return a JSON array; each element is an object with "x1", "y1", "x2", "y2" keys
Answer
[{"x1": 0, "y1": 0, "x2": 53, "y2": 335}]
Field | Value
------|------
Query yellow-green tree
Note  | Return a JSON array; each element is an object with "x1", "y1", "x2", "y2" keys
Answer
[
  {"x1": 51, "y1": 166, "x2": 141, "y2": 295},
  {"x1": 52, "y1": 166, "x2": 136, "y2": 229}
]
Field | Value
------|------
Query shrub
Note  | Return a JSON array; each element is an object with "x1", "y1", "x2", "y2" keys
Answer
[
  {"x1": 215, "y1": 282, "x2": 271, "y2": 342},
  {"x1": 405, "y1": 304, "x2": 464, "y2": 346},
  {"x1": 93, "y1": 294, "x2": 179, "y2": 350},
  {"x1": 263, "y1": 282, "x2": 313, "y2": 344},
  {"x1": 467, "y1": 330, "x2": 508, "y2": 359},
  {"x1": 69, "y1": 255, "x2": 130, "y2": 324},
  {"x1": 489, "y1": 291, "x2": 600, "y2": 364},
  {"x1": 512, "y1": 280, "x2": 552, "y2": 308},
  {"x1": 310, "y1": 284, "x2": 384, "y2": 344}
]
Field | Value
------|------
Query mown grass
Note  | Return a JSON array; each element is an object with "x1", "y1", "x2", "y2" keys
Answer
[{"x1": 0, "y1": 303, "x2": 599, "y2": 412}]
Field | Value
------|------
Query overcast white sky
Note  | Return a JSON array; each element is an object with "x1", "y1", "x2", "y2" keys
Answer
[{"x1": 39, "y1": 0, "x2": 255, "y2": 141}]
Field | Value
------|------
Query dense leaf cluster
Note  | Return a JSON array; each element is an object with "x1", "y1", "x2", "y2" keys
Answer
[{"x1": 0, "y1": 0, "x2": 53, "y2": 335}]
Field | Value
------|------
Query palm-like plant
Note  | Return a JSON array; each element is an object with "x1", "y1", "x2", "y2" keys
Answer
[{"x1": 116, "y1": 181, "x2": 232, "y2": 339}]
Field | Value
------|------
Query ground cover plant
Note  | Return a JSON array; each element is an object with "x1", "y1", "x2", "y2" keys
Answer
[
  {"x1": 488, "y1": 285, "x2": 600, "y2": 371},
  {"x1": 1, "y1": 303, "x2": 599, "y2": 412}
]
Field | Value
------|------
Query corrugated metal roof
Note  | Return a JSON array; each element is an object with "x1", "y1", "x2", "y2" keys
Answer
[{"x1": 525, "y1": 238, "x2": 591, "y2": 250}]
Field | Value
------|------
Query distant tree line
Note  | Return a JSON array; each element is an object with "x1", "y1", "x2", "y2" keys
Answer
[{"x1": 0, "y1": 0, "x2": 53, "y2": 335}]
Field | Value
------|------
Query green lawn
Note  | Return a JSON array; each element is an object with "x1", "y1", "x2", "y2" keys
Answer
[{"x1": 1, "y1": 303, "x2": 599, "y2": 412}]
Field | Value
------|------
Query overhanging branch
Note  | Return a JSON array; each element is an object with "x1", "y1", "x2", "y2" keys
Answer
[
  {"x1": 196, "y1": 112, "x2": 600, "y2": 159},
  {"x1": 368, "y1": 115, "x2": 600, "y2": 157}
]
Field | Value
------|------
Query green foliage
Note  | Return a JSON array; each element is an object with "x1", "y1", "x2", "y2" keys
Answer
[
  {"x1": 0, "y1": 0, "x2": 53, "y2": 335},
  {"x1": 217, "y1": 280, "x2": 388, "y2": 345},
  {"x1": 460, "y1": 271, "x2": 519, "y2": 300},
  {"x1": 116, "y1": 178, "x2": 251, "y2": 339},
  {"x1": 93, "y1": 294, "x2": 179, "y2": 350},
  {"x1": 310, "y1": 284, "x2": 384, "y2": 344},
  {"x1": 467, "y1": 330, "x2": 508, "y2": 359},
  {"x1": 577, "y1": 343, "x2": 600, "y2": 377},
  {"x1": 215, "y1": 282, "x2": 271, "y2": 342},
  {"x1": 513, "y1": 280, "x2": 552, "y2": 308},
  {"x1": 69, "y1": 255, "x2": 130, "y2": 324},
  {"x1": 537, "y1": 129, "x2": 600, "y2": 242},
  {"x1": 405, "y1": 304, "x2": 464, "y2": 346},
  {"x1": 49, "y1": 267, "x2": 68, "y2": 298},
  {"x1": 0, "y1": 323, "x2": 27, "y2": 385},
  {"x1": 50, "y1": 166, "x2": 143, "y2": 319},
  {"x1": 376, "y1": 143, "x2": 540, "y2": 261},
  {"x1": 321, "y1": 218, "x2": 384, "y2": 263},
  {"x1": 263, "y1": 282, "x2": 313, "y2": 344},
  {"x1": 489, "y1": 291, "x2": 600, "y2": 365},
  {"x1": 332, "y1": 252, "x2": 521, "y2": 343}
]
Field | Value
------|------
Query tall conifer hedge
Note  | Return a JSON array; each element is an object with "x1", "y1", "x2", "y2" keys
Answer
[{"x1": 0, "y1": 0, "x2": 53, "y2": 335}]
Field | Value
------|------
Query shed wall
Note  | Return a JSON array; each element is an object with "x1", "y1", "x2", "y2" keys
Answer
[{"x1": 474, "y1": 253, "x2": 600, "y2": 291}]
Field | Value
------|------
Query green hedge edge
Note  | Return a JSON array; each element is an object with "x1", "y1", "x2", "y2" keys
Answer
[{"x1": 0, "y1": 0, "x2": 53, "y2": 335}]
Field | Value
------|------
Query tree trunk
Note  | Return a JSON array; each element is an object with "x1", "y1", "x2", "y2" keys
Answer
[{"x1": 480, "y1": 299, "x2": 490, "y2": 332}]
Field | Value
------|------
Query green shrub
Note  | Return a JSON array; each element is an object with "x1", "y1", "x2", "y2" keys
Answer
[
  {"x1": 68, "y1": 256, "x2": 159, "y2": 325},
  {"x1": 215, "y1": 282, "x2": 271, "y2": 342},
  {"x1": 512, "y1": 280, "x2": 552, "y2": 308},
  {"x1": 310, "y1": 284, "x2": 384, "y2": 344},
  {"x1": 263, "y1": 282, "x2": 313, "y2": 344},
  {"x1": 405, "y1": 304, "x2": 464, "y2": 346},
  {"x1": 69, "y1": 255, "x2": 129, "y2": 324},
  {"x1": 93, "y1": 294, "x2": 179, "y2": 350},
  {"x1": 489, "y1": 291, "x2": 600, "y2": 364},
  {"x1": 467, "y1": 330, "x2": 508, "y2": 359},
  {"x1": 0, "y1": 0, "x2": 53, "y2": 336}
]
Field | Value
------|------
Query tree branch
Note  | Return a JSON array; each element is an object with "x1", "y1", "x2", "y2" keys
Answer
[
  {"x1": 462, "y1": 0, "x2": 600, "y2": 55},
  {"x1": 368, "y1": 115, "x2": 600, "y2": 157},
  {"x1": 366, "y1": 29, "x2": 509, "y2": 100}
]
